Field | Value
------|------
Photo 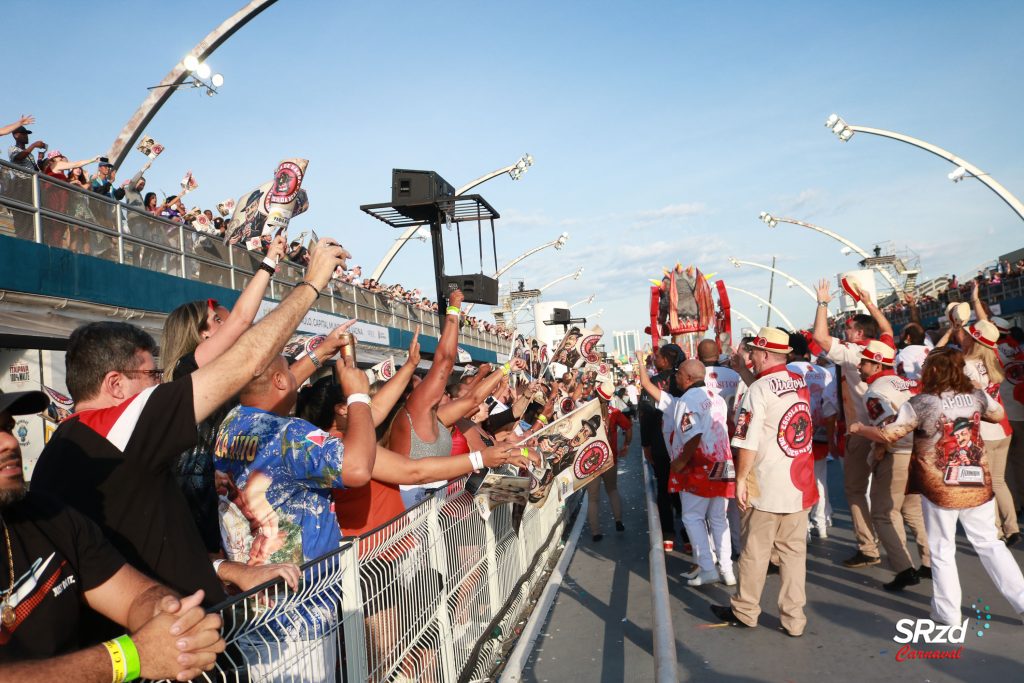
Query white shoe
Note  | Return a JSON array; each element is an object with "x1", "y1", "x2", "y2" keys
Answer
[
  {"x1": 687, "y1": 569, "x2": 722, "y2": 587},
  {"x1": 720, "y1": 569, "x2": 737, "y2": 586},
  {"x1": 681, "y1": 565, "x2": 701, "y2": 580}
]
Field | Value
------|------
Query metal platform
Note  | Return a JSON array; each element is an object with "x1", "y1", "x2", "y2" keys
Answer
[{"x1": 360, "y1": 194, "x2": 500, "y2": 229}]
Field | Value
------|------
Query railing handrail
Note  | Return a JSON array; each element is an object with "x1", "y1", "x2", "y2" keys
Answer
[{"x1": 0, "y1": 157, "x2": 507, "y2": 353}]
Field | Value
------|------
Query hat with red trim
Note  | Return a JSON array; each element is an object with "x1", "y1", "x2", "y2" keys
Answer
[
  {"x1": 946, "y1": 301, "x2": 971, "y2": 325},
  {"x1": 860, "y1": 340, "x2": 895, "y2": 366},
  {"x1": 747, "y1": 327, "x2": 792, "y2": 354},
  {"x1": 967, "y1": 320, "x2": 999, "y2": 350},
  {"x1": 840, "y1": 276, "x2": 862, "y2": 303},
  {"x1": 991, "y1": 316, "x2": 1011, "y2": 335},
  {"x1": 596, "y1": 379, "x2": 615, "y2": 401}
]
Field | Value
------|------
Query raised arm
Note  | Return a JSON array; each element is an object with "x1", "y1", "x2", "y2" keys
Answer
[
  {"x1": 861, "y1": 293, "x2": 894, "y2": 341},
  {"x1": 192, "y1": 236, "x2": 287, "y2": 368},
  {"x1": 905, "y1": 292, "x2": 922, "y2": 326},
  {"x1": 406, "y1": 289, "x2": 463, "y2": 415},
  {"x1": 0, "y1": 114, "x2": 33, "y2": 136},
  {"x1": 438, "y1": 358, "x2": 525, "y2": 427},
  {"x1": 366, "y1": 328, "x2": 420, "y2": 426},
  {"x1": 190, "y1": 239, "x2": 345, "y2": 423},
  {"x1": 812, "y1": 279, "x2": 835, "y2": 353},
  {"x1": 634, "y1": 351, "x2": 663, "y2": 403},
  {"x1": 290, "y1": 320, "x2": 358, "y2": 386},
  {"x1": 52, "y1": 155, "x2": 101, "y2": 173},
  {"x1": 370, "y1": 441, "x2": 537, "y2": 485},
  {"x1": 970, "y1": 280, "x2": 989, "y2": 322}
]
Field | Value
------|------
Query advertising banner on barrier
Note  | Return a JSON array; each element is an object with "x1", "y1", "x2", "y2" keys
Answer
[{"x1": 254, "y1": 300, "x2": 390, "y2": 346}]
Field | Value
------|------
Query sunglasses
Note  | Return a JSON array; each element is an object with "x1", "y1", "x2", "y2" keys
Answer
[{"x1": 120, "y1": 368, "x2": 163, "y2": 380}]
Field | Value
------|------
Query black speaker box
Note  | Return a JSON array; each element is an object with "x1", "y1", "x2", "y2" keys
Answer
[
  {"x1": 442, "y1": 274, "x2": 499, "y2": 305},
  {"x1": 550, "y1": 308, "x2": 571, "y2": 324},
  {"x1": 391, "y1": 169, "x2": 455, "y2": 206}
]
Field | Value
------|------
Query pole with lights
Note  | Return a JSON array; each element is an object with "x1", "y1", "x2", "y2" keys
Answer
[{"x1": 728, "y1": 286, "x2": 796, "y2": 330}]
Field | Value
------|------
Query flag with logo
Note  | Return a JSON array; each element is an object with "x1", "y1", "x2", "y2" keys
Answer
[
  {"x1": 41, "y1": 385, "x2": 74, "y2": 423},
  {"x1": 180, "y1": 170, "x2": 198, "y2": 193},
  {"x1": 224, "y1": 158, "x2": 310, "y2": 250},
  {"x1": 546, "y1": 325, "x2": 604, "y2": 372},
  {"x1": 519, "y1": 399, "x2": 612, "y2": 506},
  {"x1": 136, "y1": 136, "x2": 165, "y2": 159},
  {"x1": 365, "y1": 356, "x2": 396, "y2": 385}
]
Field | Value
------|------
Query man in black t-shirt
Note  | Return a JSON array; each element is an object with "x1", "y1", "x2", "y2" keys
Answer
[
  {"x1": 32, "y1": 240, "x2": 346, "y2": 632},
  {"x1": 0, "y1": 390, "x2": 223, "y2": 680}
]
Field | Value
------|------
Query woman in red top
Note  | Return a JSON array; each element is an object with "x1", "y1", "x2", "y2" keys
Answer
[{"x1": 587, "y1": 402, "x2": 630, "y2": 541}]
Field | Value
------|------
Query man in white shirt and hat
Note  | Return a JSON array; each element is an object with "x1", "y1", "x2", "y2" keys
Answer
[{"x1": 710, "y1": 328, "x2": 818, "y2": 637}]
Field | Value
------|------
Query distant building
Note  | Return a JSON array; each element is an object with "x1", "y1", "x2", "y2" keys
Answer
[{"x1": 611, "y1": 330, "x2": 643, "y2": 358}]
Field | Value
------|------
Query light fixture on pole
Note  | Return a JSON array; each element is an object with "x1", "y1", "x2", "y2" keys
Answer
[
  {"x1": 509, "y1": 266, "x2": 584, "y2": 325},
  {"x1": 570, "y1": 294, "x2": 596, "y2": 309},
  {"x1": 371, "y1": 154, "x2": 537, "y2": 282},
  {"x1": 462, "y1": 231, "x2": 570, "y2": 314},
  {"x1": 150, "y1": 54, "x2": 224, "y2": 96},
  {"x1": 727, "y1": 256, "x2": 817, "y2": 303},
  {"x1": 728, "y1": 286, "x2": 796, "y2": 330},
  {"x1": 825, "y1": 112, "x2": 1024, "y2": 222}
]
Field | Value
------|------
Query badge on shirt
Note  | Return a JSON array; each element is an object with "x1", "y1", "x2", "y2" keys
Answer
[
  {"x1": 944, "y1": 465, "x2": 984, "y2": 486},
  {"x1": 709, "y1": 461, "x2": 736, "y2": 481}
]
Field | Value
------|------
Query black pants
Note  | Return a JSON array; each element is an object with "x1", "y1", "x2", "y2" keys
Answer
[{"x1": 650, "y1": 444, "x2": 683, "y2": 540}]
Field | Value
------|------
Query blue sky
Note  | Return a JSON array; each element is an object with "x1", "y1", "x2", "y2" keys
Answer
[{"x1": 7, "y1": 0, "x2": 1024, "y2": 337}]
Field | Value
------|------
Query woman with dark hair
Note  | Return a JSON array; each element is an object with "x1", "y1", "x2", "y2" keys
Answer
[
  {"x1": 144, "y1": 191, "x2": 159, "y2": 214},
  {"x1": 852, "y1": 347, "x2": 1024, "y2": 626}
]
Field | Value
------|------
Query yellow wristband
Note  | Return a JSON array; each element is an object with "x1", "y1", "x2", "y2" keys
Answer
[
  {"x1": 446, "y1": 305, "x2": 461, "y2": 316},
  {"x1": 537, "y1": 414, "x2": 548, "y2": 425},
  {"x1": 102, "y1": 639, "x2": 129, "y2": 683},
  {"x1": 520, "y1": 447, "x2": 529, "y2": 457},
  {"x1": 501, "y1": 363, "x2": 511, "y2": 376}
]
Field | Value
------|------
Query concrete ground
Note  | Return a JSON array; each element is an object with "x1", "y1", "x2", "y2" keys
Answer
[{"x1": 522, "y1": 437, "x2": 1024, "y2": 683}]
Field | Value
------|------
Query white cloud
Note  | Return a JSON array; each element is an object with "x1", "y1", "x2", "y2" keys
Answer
[{"x1": 634, "y1": 202, "x2": 707, "y2": 223}]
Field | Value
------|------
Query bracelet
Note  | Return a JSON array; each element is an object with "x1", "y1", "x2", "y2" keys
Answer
[
  {"x1": 308, "y1": 351, "x2": 323, "y2": 369},
  {"x1": 259, "y1": 256, "x2": 277, "y2": 276},
  {"x1": 212, "y1": 558, "x2": 225, "y2": 576},
  {"x1": 817, "y1": 301, "x2": 829, "y2": 308},
  {"x1": 500, "y1": 362, "x2": 512, "y2": 377},
  {"x1": 103, "y1": 635, "x2": 141, "y2": 683},
  {"x1": 298, "y1": 281, "x2": 320, "y2": 296},
  {"x1": 347, "y1": 393, "x2": 371, "y2": 406},
  {"x1": 537, "y1": 414, "x2": 549, "y2": 425},
  {"x1": 520, "y1": 447, "x2": 530, "y2": 458},
  {"x1": 468, "y1": 451, "x2": 484, "y2": 470},
  {"x1": 446, "y1": 305, "x2": 461, "y2": 317}
]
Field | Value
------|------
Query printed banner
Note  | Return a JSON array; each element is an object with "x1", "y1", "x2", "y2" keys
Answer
[
  {"x1": 520, "y1": 399, "x2": 612, "y2": 506},
  {"x1": 180, "y1": 170, "x2": 198, "y2": 192},
  {"x1": 365, "y1": 356, "x2": 396, "y2": 385},
  {"x1": 224, "y1": 158, "x2": 310, "y2": 250},
  {"x1": 216, "y1": 198, "x2": 235, "y2": 217},
  {"x1": 136, "y1": 136, "x2": 165, "y2": 159},
  {"x1": 549, "y1": 325, "x2": 604, "y2": 370}
]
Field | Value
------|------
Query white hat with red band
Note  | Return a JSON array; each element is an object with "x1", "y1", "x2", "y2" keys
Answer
[
  {"x1": 840, "y1": 276, "x2": 862, "y2": 303},
  {"x1": 991, "y1": 316, "x2": 1011, "y2": 335},
  {"x1": 946, "y1": 301, "x2": 971, "y2": 325},
  {"x1": 860, "y1": 339, "x2": 895, "y2": 366},
  {"x1": 747, "y1": 327, "x2": 792, "y2": 354},
  {"x1": 596, "y1": 380, "x2": 615, "y2": 401},
  {"x1": 967, "y1": 320, "x2": 999, "y2": 349}
]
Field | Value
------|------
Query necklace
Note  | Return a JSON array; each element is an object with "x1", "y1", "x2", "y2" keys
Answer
[{"x1": 1, "y1": 517, "x2": 14, "y2": 628}]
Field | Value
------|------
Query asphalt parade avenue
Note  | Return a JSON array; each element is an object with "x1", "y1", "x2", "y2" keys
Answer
[{"x1": 523, "y1": 439, "x2": 1024, "y2": 682}]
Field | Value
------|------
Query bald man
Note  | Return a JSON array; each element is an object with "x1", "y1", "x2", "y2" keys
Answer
[{"x1": 637, "y1": 357, "x2": 735, "y2": 585}]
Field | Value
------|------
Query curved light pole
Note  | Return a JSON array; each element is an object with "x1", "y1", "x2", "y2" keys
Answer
[
  {"x1": 510, "y1": 266, "x2": 584, "y2": 324},
  {"x1": 463, "y1": 231, "x2": 568, "y2": 314},
  {"x1": 728, "y1": 286, "x2": 796, "y2": 330},
  {"x1": 826, "y1": 114, "x2": 1024, "y2": 222},
  {"x1": 731, "y1": 308, "x2": 760, "y2": 332},
  {"x1": 758, "y1": 212, "x2": 901, "y2": 292},
  {"x1": 107, "y1": 0, "x2": 278, "y2": 169},
  {"x1": 728, "y1": 257, "x2": 817, "y2": 302},
  {"x1": 580, "y1": 308, "x2": 604, "y2": 322},
  {"x1": 371, "y1": 153, "x2": 535, "y2": 282},
  {"x1": 570, "y1": 294, "x2": 596, "y2": 309}
]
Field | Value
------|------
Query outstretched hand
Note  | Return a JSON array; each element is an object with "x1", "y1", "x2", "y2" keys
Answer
[{"x1": 816, "y1": 279, "x2": 832, "y2": 304}]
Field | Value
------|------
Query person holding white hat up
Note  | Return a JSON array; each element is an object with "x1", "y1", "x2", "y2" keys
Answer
[
  {"x1": 857, "y1": 339, "x2": 931, "y2": 591},
  {"x1": 709, "y1": 328, "x2": 817, "y2": 636}
]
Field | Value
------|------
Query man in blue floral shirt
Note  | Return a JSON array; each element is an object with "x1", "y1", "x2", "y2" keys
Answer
[{"x1": 214, "y1": 345, "x2": 376, "y2": 566}]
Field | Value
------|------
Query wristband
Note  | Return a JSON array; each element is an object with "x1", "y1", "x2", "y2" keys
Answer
[
  {"x1": 537, "y1": 414, "x2": 549, "y2": 425},
  {"x1": 212, "y1": 558, "x2": 225, "y2": 575},
  {"x1": 103, "y1": 635, "x2": 140, "y2": 682},
  {"x1": 500, "y1": 362, "x2": 512, "y2": 377},
  {"x1": 298, "y1": 281, "x2": 320, "y2": 296},
  {"x1": 520, "y1": 447, "x2": 530, "y2": 458},
  {"x1": 817, "y1": 301, "x2": 829, "y2": 308},
  {"x1": 446, "y1": 305, "x2": 461, "y2": 317},
  {"x1": 307, "y1": 351, "x2": 322, "y2": 369},
  {"x1": 468, "y1": 451, "x2": 484, "y2": 470},
  {"x1": 259, "y1": 256, "x2": 277, "y2": 276},
  {"x1": 347, "y1": 393, "x2": 371, "y2": 406}
]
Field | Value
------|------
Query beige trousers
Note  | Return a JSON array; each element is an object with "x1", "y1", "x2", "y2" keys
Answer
[
  {"x1": 986, "y1": 436, "x2": 1019, "y2": 538},
  {"x1": 845, "y1": 434, "x2": 878, "y2": 556},
  {"x1": 870, "y1": 450, "x2": 930, "y2": 573},
  {"x1": 731, "y1": 506, "x2": 810, "y2": 635}
]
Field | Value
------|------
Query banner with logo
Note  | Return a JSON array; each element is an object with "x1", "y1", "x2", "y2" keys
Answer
[
  {"x1": 224, "y1": 158, "x2": 310, "y2": 251},
  {"x1": 136, "y1": 136, "x2": 165, "y2": 159},
  {"x1": 547, "y1": 325, "x2": 603, "y2": 372},
  {"x1": 365, "y1": 356, "x2": 396, "y2": 385}
]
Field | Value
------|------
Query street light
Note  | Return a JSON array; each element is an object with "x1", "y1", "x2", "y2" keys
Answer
[
  {"x1": 509, "y1": 266, "x2": 584, "y2": 325},
  {"x1": 149, "y1": 54, "x2": 224, "y2": 96},
  {"x1": 728, "y1": 257, "x2": 817, "y2": 303},
  {"x1": 825, "y1": 113, "x2": 1024, "y2": 222},
  {"x1": 370, "y1": 153, "x2": 537, "y2": 282},
  {"x1": 570, "y1": 294, "x2": 596, "y2": 309},
  {"x1": 758, "y1": 212, "x2": 901, "y2": 291},
  {"x1": 462, "y1": 231, "x2": 569, "y2": 314},
  {"x1": 728, "y1": 286, "x2": 796, "y2": 330}
]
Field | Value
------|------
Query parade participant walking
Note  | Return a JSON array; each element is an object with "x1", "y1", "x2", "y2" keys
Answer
[
  {"x1": 852, "y1": 348, "x2": 1024, "y2": 626},
  {"x1": 856, "y1": 340, "x2": 931, "y2": 591},
  {"x1": 711, "y1": 328, "x2": 818, "y2": 636},
  {"x1": 812, "y1": 280, "x2": 894, "y2": 568},
  {"x1": 638, "y1": 357, "x2": 735, "y2": 586},
  {"x1": 786, "y1": 332, "x2": 838, "y2": 539},
  {"x1": 638, "y1": 344, "x2": 686, "y2": 551},
  {"x1": 586, "y1": 400, "x2": 630, "y2": 542}
]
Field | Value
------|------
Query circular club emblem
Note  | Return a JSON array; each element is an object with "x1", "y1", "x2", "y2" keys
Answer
[
  {"x1": 1004, "y1": 361, "x2": 1024, "y2": 385},
  {"x1": 777, "y1": 402, "x2": 812, "y2": 458},
  {"x1": 574, "y1": 440, "x2": 611, "y2": 480},
  {"x1": 265, "y1": 161, "x2": 303, "y2": 208},
  {"x1": 560, "y1": 397, "x2": 575, "y2": 414},
  {"x1": 305, "y1": 335, "x2": 325, "y2": 355},
  {"x1": 380, "y1": 360, "x2": 395, "y2": 381},
  {"x1": 581, "y1": 334, "x2": 602, "y2": 363}
]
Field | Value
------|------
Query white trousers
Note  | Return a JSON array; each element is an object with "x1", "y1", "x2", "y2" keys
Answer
[
  {"x1": 809, "y1": 458, "x2": 830, "y2": 531},
  {"x1": 680, "y1": 492, "x2": 733, "y2": 574},
  {"x1": 921, "y1": 497, "x2": 1024, "y2": 625}
]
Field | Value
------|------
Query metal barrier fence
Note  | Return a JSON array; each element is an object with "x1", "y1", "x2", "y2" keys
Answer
[
  {"x1": 149, "y1": 476, "x2": 576, "y2": 683},
  {"x1": 886, "y1": 276, "x2": 1024, "y2": 328},
  {"x1": 0, "y1": 158, "x2": 504, "y2": 353}
]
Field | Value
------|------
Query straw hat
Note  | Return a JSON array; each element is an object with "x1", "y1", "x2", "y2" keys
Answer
[
  {"x1": 967, "y1": 320, "x2": 999, "y2": 350},
  {"x1": 946, "y1": 301, "x2": 971, "y2": 325},
  {"x1": 860, "y1": 340, "x2": 895, "y2": 367},
  {"x1": 990, "y1": 316, "x2": 1011, "y2": 335},
  {"x1": 747, "y1": 327, "x2": 792, "y2": 354}
]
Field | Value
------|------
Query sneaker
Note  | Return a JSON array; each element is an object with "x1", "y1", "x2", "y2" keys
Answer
[
  {"x1": 687, "y1": 569, "x2": 722, "y2": 587},
  {"x1": 917, "y1": 565, "x2": 932, "y2": 580},
  {"x1": 842, "y1": 551, "x2": 881, "y2": 568},
  {"x1": 592, "y1": 534, "x2": 604, "y2": 542},
  {"x1": 883, "y1": 567, "x2": 920, "y2": 592},
  {"x1": 709, "y1": 604, "x2": 751, "y2": 628},
  {"x1": 615, "y1": 521, "x2": 626, "y2": 532},
  {"x1": 721, "y1": 569, "x2": 737, "y2": 586},
  {"x1": 663, "y1": 540, "x2": 674, "y2": 552},
  {"x1": 681, "y1": 565, "x2": 701, "y2": 580}
]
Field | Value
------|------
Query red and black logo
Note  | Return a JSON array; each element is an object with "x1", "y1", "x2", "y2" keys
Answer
[
  {"x1": 866, "y1": 396, "x2": 885, "y2": 421},
  {"x1": 574, "y1": 440, "x2": 611, "y2": 480},
  {"x1": 582, "y1": 335, "x2": 602, "y2": 364},
  {"x1": 735, "y1": 409, "x2": 752, "y2": 440},
  {"x1": 777, "y1": 402, "x2": 812, "y2": 458}
]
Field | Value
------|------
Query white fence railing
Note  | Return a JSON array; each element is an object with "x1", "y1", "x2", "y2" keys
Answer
[
  {"x1": 148, "y1": 476, "x2": 578, "y2": 683},
  {"x1": 0, "y1": 158, "x2": 505, "y2": 353}
]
